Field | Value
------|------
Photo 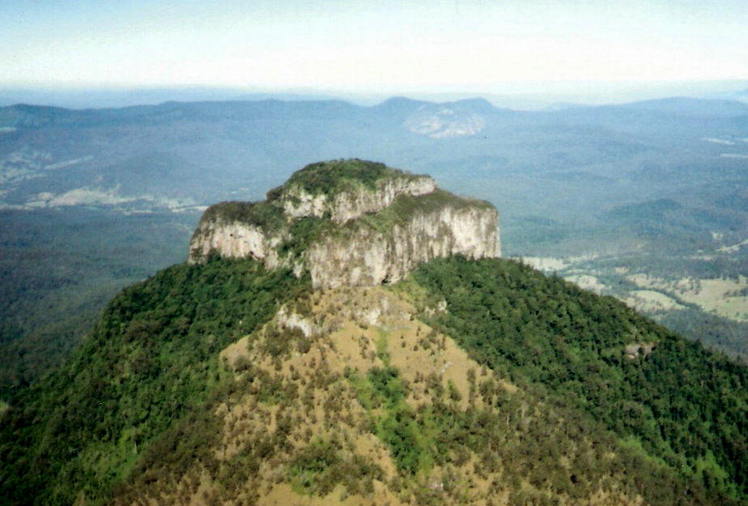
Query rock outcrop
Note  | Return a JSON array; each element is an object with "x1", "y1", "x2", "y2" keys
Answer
[
  {"x1": 277, "y1": 171, "x2": 436, "y2": 224},
  {"x1": 306, "y1": 201, "x2": 497, "y2": 288},
  {"x1": 189, "y1": 159, "x2": 499, "y2": 289}
]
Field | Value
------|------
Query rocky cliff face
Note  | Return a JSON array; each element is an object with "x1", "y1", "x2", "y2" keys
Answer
[
  {"x1": 306, "y1": 203, "x2": 497, "y2": 288},
  {"x1": 189, "y1": 159, "x2": 499, "y2": 288},
  {"x1": 278, "y1": 173, "x2": 436, "y2": 224},
  {"x1": 188, "y1": 220, "x2": 285, "y2": 268}
]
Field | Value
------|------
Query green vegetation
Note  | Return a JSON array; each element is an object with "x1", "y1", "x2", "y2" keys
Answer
[
  {"x1": 350, "y1": 335, "x2": 434, "y2": 476},
  {"x1": 266, "y1": 159, "x2": 422, "y2": 199},
  {"x1": 346, "y1": 337, "x2": 710, "y2": 504},
  {"x1": 0, "y1": 257, "x2": 308, "y2": 505},
  {"x1": 290, "y1": 439, "x2": 343, "y2": 494},
  {"x1": 354, "y1": 189, "x2": 492, "y2": 235},
  {"x1": 349, "y1": 366, "x2": 429, "y2": 475},
  {"x1": 197, "y1": 199, "x2": 284, "y2": 230},
  {"x1": 289, "y1": 438, "x2": 383, "y2": 497},
  {"x1": 0, "y1": 208, "x2": 198, "y2": 397},
  {"x1": 281, "y1": 216, "x2": 332, "y2": 257},
  {"x1": 2, "y1": 250, "x2": 746, "y2": 504},
  {"x1": 412, "y1": 256, "x2": 748, "y2": 502},
  {"x1": 658, "y1": 308, "x2": 748, "y2": 363},
  {"x1": 527, "y1": 252, "x2": 748, "y2": 362}
]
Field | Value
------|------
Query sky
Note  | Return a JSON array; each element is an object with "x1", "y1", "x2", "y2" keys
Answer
[{"x1": 2, "y1": 0, "x2": 747, "y2": 94}]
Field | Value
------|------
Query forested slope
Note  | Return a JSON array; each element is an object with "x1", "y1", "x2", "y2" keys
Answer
[
  {"x1": 0, "y1": 256, "x2": 745, "y2": 504},
  {"x1": 412, "y1": 257, "x2": 747, "y2": 502},
  {"x1": 0, "y1": 258, "x2": 307, "y2": 504}
]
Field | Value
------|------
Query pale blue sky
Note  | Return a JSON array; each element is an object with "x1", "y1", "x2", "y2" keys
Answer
[{"x1": 2, "y1": 0, "x2": 747, "y2": 92}]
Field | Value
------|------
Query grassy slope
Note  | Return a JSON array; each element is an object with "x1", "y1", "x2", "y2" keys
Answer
[{"x1": 116, "y1": 286, "x2": 694, "y2": 505}]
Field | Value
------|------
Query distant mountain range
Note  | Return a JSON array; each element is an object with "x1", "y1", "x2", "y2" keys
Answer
[
  {"x1": 1, "y1": 94, "x2": 747, "y2": 395},
  {"x1": 3, "y1": 80, "x2": 747, "y2": 109},
  {"x1": 2, "y1": 95, "x2": 747, "y2": 217}
]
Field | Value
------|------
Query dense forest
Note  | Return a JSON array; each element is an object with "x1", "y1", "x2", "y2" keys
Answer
[
  {"x1": 0, "y1": 258, "x2": 307, "y2": 504},
  {"x1": 0, "y1": 208, "x2": 197, "y2": 396},
  {"x1": 412, "y1": 257, "x2": 748, "y2": 502}
]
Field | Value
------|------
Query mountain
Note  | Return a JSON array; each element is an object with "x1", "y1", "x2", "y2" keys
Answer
[
  {"x1": 711, "y1": 88, "x2": 748, "y2": 105},
  {"x1": 2, "y1": 96, "x2": 746, "y2": 213},
  {"x1": 4, "y1": 95, "x2": 746, "y2": 215},
  {"x1": 188, "y1": 159, "x2": 498, "y2": 288},
  {"x1": 0, "y1": 87, "x2": 360, "y2": 110},
  {"x1": 600, "y1": 97, "x2": 748, "y2": 118},
  {"x1": 1, "y1": 160, "x2": 745, "y2": 505},
  {"x1": 1, "y1": 95, "x2": 747, "y2": 402}
]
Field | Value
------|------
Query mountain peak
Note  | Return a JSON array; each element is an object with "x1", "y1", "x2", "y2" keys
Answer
[
  {"x1": 189, "y1": 159, "x2": 499, "y2": 288},
  {"x1": 265, "y1": 158, "x2": 432, "y2": 208},
  {"x1": 449, "y1": 97, "x2": 496, "y2": 112}
]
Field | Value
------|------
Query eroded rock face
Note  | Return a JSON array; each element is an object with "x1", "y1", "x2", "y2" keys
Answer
[
  {"x1": 189, "y1": 221, "x2": 284, "y2": 269},
  {"x1": 306, "y1": 204, "x2": 498, "y2": 289},
  {"x1": 405, "y1": 108, "x2": 486, "y2": 139},
  {"x1": 279, "y1": 175, "x2": 436, "y2": 224},
  {"x1": 188, "y1": 160, "x2": 500, "y2": 289}
]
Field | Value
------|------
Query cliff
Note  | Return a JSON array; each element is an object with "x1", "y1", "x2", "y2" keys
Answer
[{"x1": 188, "y1": 159, "x2": 499, "y2": 288}]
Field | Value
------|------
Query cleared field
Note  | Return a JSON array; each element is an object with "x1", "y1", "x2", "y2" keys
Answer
[
  {"x1": 627, "y1": 274, "x2": 748, "y2": 322},
  {"x1": 624, "y1": 290, "x2": 685, "y2": 313}
]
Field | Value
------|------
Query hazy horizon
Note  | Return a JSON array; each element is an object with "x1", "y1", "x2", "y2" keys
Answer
[
  {"x1": 3, "y1": 1, "x2": 747, "y2": 95},
  {"x1": 1, "y1": 79, "x2": 747, "y2": 111}
]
